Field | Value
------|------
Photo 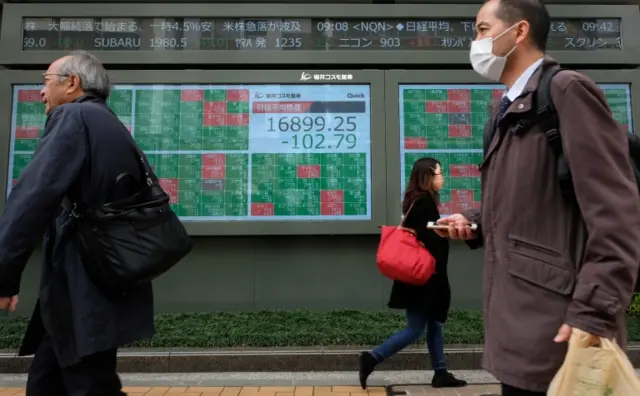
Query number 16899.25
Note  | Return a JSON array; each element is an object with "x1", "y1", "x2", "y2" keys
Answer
[{"x1": 267, "y1": 116, "x2": 357, "y2": 132}]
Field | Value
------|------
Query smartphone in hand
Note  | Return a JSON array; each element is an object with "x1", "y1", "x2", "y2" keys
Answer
[{"x1": 427, "y1": 222, "x2": 477, "y2": 231}]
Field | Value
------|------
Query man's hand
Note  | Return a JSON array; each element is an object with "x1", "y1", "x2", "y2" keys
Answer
[
  {"x1": 554, "y1": 324, "x2": 600, "y2": 346},
  {"x1": 435, "y1": 214, "x2": 478, "y2": 240},
  {"x1": 553, "y1": 324, "x2": 573, "y2": 343},
  {"x1": 0, "y1": 296, "x2": 18, "y2": 312}
]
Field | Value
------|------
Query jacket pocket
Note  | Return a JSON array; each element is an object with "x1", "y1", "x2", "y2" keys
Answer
[{"x1": 507, "y1": 235, "x2": 575, "y2": 296}]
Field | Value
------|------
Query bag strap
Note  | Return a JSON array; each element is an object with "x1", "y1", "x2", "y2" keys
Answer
[
  {"x1": 399, "y1": 200, "x2": 417, "y2": 227},
  {"x1": 518, "y1": 64, "x2": 575, "y2": 205},
  {"x1": 95, "y1": 102, "x2": 157, "y2": 188},
  {"x1": 66, "y1": 101, "x2": 159, "y2": 216},
  {"x1": 130, "y1": 140, "x2": 156, "y2": 188},
  {"x1": 62, "y1": 107, "x2": 92, "y2": 216}
]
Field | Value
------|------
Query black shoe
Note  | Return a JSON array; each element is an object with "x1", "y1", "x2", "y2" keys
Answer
[
  {"x1": 358, "y1": 352, "x2": 378, "y2": 390},
  {"x1": 431, "y1": 371, "x2": 468, "y2": 388}
]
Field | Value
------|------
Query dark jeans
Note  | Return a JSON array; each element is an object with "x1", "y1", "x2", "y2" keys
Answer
[
  {"x1": 371, "y1": 308, "x2": 446, "y2": 370},
  {"x1": 502, "y1": 383, "x2": 545, "y2": 396},
  {"x1": 26, "y1": 334, "x2": 125, "y2": 396}
]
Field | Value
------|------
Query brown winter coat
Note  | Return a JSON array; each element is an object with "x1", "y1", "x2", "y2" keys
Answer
[{"x1": 462, "y1": 57, "x2": 640, "y2": 392}]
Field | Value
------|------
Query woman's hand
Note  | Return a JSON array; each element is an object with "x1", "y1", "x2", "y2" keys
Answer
[{"x1": 435, "y1": 214, "x2": 478, "y2": 240}]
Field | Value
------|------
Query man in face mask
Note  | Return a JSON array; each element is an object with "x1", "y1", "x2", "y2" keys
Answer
[
  {"x1": 435, "y1": 0, "x2": 640, "y2": 395},
  {"x1": 470, "y1": 0, "x2": 546, "y2": 87}
]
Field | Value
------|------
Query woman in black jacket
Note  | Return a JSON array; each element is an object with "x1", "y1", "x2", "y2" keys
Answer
[{"x1": 359, "y1": 157, "x2": 467, "y2": 389}]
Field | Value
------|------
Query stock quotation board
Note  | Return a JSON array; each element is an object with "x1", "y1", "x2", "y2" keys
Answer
[
  {"x1": 21, "y1": 17, "x2": 622, "y2": 51},
  {"x1": 10, "y1": 84, "x2": 372, "y2": 221},
  {"x1": 399, "y1": 84, "x2": 633, "y2": 216}
]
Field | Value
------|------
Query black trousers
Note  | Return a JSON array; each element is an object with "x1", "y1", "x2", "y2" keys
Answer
[
  {"x1": 502, "y1": 383, "x2": 545, "y2": 396},
  {"x1": 26, "y1": 334, "x2": 125, "y2": 396}
]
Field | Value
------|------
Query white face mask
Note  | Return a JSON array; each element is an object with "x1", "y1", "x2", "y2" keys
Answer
[{"x1": 470, "y1": 23, "x2": 519, "y2": 82}]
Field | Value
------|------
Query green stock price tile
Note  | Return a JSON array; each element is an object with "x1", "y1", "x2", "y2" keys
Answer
[
  {"x1": 13, "y1": 89, "x2": 46, "y2": 153},
  {"x1": 399, "y1": 83, "x2": 634, "y2": 216},
  {"x1": 250, "y1": 153, "x2": 367, "y2": 217},
  {"x1": 146, "y1": 152, "x2": 249, "y2": 218},
  {"x1": 401, "y1": 85, "x2": 502, "y2": 151},
  {"x1": 133, "y1": 87, "x2": 250, "y2": 152}
]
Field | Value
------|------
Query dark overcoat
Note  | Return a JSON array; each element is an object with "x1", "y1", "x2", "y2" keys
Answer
[
  {"x1": 462, "y1": 57, "x2": 640, "y2": 392},
  {"x1": 0, "y1": 95, "x2": 155, "y2": 368},
  {"x1": 388, "y1": 194, "x2": 451, "y2": 323}
]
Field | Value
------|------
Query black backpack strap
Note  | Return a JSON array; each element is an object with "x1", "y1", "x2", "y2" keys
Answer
[
  {"x1": 627, "y1": 130, "x2": 640, "y2": 165},
  {"x1": 534, "y1": 65, "x2": 576, "y2": 204},
  {"x1": 482, "y1": 113, "x2": 495, "y2": 159}
]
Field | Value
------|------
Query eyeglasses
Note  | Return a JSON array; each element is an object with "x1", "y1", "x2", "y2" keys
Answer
[
  {"x1": 42, "y1": 72, "x2": 70, "y2": 84},
  {"x1": 42, "y1": 73, "x2": 70, "y2": 78}
]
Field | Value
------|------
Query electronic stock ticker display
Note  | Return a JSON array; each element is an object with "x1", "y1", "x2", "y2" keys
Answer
[
  {"x1": 22, "y1": 17, "x2": 622, "y2": 51},
  {"x1": 399, "y1": 84, "x2": 634, "y2": 217},
  {"x1": 10, "y1": 84, "x2": 372, "y2": 222}
]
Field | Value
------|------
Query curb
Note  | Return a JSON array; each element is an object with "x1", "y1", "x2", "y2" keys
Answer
[
  {"x1": 0, "y1": 345, "x2": 638, "y2": 373},
  {"x1": 0, "y1": 371, "x2": 503, "y2": 387}
]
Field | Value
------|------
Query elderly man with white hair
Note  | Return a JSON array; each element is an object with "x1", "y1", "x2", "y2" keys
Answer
[{"x1": 0, "y1": 51, "x2": 154, "y2": 395}]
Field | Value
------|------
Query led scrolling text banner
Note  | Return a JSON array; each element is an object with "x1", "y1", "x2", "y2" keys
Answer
[{"x1": 21, "y1": 17, "x2": 622, "y2": 52}]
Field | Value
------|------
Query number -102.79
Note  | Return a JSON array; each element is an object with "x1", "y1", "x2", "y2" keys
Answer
[{"x1": 288, "y1": 133, "x2": 358, "y2": 150}]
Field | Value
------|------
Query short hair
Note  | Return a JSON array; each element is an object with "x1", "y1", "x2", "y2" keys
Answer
[
  {"x1": 58, "y1": 50, "x2": 111, "y2": 100},
  {"x1": 491, "y1": 0, "x2": 550, "y2": 52}
]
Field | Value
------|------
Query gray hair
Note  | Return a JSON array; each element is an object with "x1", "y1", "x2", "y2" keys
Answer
[{"x1": 58, "y1": 50, "x2": 111, "y2": 100}]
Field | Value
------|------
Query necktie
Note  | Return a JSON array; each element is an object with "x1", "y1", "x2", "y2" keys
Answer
[{"x1": 497, "y1": 96, "x2": 512, "y2": 121}]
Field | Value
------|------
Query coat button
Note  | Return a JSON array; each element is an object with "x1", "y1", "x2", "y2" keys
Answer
[{"x1": 518, "y1": 104, "x2": 524, "y2": 109}]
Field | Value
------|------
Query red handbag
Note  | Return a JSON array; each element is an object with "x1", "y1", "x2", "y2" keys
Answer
[{"x1": 376, "y1": 202, "x2": 436, "y2": 285}]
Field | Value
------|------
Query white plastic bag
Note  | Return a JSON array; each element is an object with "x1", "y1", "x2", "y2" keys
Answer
[{"x1": 547, "y1": 328, "x2": 640, "y2": 395}]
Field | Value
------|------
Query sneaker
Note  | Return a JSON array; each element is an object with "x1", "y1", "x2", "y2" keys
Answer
[{"x1": 431, "y1": 371, "x2": 468, "y2": 388}]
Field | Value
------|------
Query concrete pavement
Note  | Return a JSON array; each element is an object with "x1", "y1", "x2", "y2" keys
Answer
[
  {"x1": 0, "y1": 385, "x2": 503, "y2": 395},
  {"x1": 1, "y1": 370, "x2": 638, "y2": 395}
]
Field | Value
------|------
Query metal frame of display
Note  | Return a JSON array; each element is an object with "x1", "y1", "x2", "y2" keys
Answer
[
  {"x1": 384, "y1": 69, "x2": 640, "y2": 222},
  {"x1": 0, "y1": 69, "x2": 387, "y2": 236},
  {"x1": 399, "y1": 0, "x2": 639, "y2": 3},
  {"x1": 1, "y1": 4, "x2": 638, "y2": 65}
]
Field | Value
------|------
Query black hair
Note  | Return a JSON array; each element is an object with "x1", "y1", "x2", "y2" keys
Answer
[
  {"x1": 491, "y1": 0, "x2": 550, "y2": 52},
  {"x1": 402, "y1": 157, "x2": 441, "y2": 214}
]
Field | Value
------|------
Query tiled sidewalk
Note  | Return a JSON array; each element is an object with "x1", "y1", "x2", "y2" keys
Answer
[{"x1": 0, "y1": 385, "x2": 501, "y2": 396}]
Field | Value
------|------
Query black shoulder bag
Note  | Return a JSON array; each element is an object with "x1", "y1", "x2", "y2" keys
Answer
[{"x1": 69, "y1": 143, "x2": 193, "y2": 300}]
